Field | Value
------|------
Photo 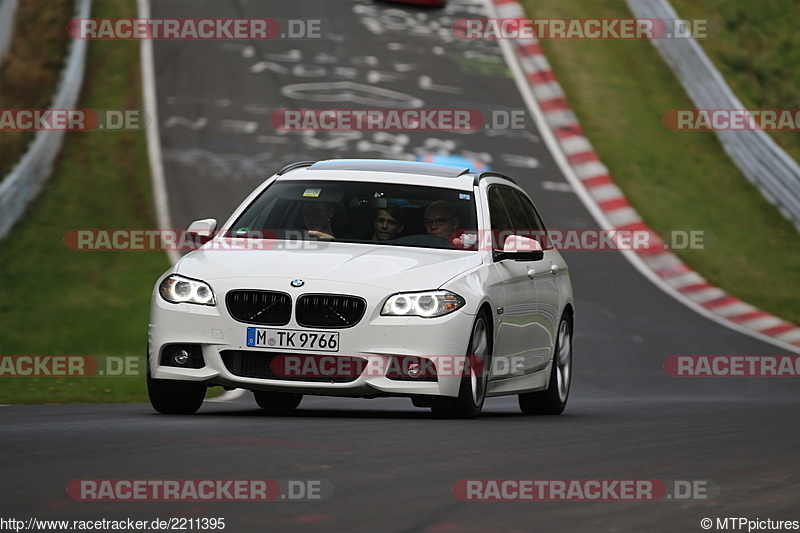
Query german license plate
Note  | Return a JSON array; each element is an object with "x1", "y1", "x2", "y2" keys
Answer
[{"x1": 246, "y1": 328, "x2": 339, "y2": 352}]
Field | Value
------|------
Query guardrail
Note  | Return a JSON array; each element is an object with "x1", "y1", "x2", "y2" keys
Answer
[
  {"x1": 0, "y1": 0, "x2": 19, "y2": 61},
  {"x1": 0, "y1": 0, "x2": 91, "y2": 240},
  {"x1": 626, "y1": 0, "x2": 800, "y2": 232}
]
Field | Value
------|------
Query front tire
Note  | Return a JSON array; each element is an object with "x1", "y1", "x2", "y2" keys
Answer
[
  {"x1": 433, "y1": 312, "x2": 491, "y2": 419},
  {"x1": 519, "y1": 314, "x2": 572, "y2": 415},
  {"x1": 253, "y1": 391, "x2": 303, "y2": 411},
  {"x1": 147, "y1": 370, "x2": 206, "y2": 415}
]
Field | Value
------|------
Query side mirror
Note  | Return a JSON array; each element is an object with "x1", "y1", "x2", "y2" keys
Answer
[
  {"x1": 493, "y1": 235, "x2": 544, "y2": 262},
  {"x1": 186, "y1": 218, "x2": 217, "y2": 246}
]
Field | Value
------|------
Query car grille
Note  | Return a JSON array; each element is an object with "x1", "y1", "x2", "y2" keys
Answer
[
  {"x1": 220, "y1": 351, "x2": 366, "y2": 383},
  {"x1": 226, "y1": 290, "x2": 291, "y2": 326},
  {"x1": 296, "y1": 294, "x2": 367, "y2": 328}
]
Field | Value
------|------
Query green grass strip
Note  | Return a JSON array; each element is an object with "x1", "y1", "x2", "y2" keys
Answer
[
  {"x1": 0, "y1": 0, "x2": 169, "y2": 403},
  {"x1": 671, "y1": 0, "x2": 800, "y2": 162}
]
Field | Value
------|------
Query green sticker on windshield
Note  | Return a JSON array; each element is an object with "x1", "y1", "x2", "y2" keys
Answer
[{"x1": 303, "y1": 188, "x2": 322, "y2": 198}]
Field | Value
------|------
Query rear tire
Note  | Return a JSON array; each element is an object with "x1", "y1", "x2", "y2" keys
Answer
[
  {"x1": 147, "y1": 369, "x2": 206, "y2": 415},
  {"x1": 253, "y1": 391, "x2": 303, "y2": 411},
  {"x1": 433, "y1": 312, "x2": 491, "y2": 419},
  {"x1": 519, "y1": 315, "x2": 572, "y2": 415}
]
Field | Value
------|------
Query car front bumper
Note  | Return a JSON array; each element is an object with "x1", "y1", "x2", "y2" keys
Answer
[{"x1": 148, "y1": 282, "x2": 475, "y2": 399}]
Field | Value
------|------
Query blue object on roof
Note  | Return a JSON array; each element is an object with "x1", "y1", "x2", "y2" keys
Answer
[
  {"x1": 416, "y1": 154, "x2": 490, "y2": 172},
  {"x1": 308, "y1": 159, "x2": 470, "y2": 178}
]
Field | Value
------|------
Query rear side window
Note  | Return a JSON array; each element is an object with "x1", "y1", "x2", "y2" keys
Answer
[
  {"x1": 488, "y1": 187, "x2": 513, "y2": 248},
  {"x1": 488, "y1": 185, "x2": 549, "y2": 249},
  {"x1": 510, "y1": 188, "x2": 550, "y2": 249}
]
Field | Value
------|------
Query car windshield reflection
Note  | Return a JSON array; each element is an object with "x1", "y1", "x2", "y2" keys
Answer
[{"x1": 227, "y1": 181, "x2": 478, "y2": 250}]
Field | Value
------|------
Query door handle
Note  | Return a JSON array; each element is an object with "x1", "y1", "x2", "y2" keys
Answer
[
  {"x1": 527, "y1": 269, "x2": 536, "y2": 279},
  {"x1": 550, "y1": 264, "x2": 558, "y2": 275}
]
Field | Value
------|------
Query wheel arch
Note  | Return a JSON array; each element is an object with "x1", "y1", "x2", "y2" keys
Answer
[
  {"x1": 563, "y1": 302, "x2": 574, "y2": 326},
  {"x1": 477, "y1": 301, "x2": 495, "y2": 354}
]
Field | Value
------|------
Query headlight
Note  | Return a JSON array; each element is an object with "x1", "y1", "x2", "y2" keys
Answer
[
  {"x1": 381, "y1": 290, "x2": 465, "y2": 318},
  {"x1": 159, "y1": 275, "x2": 216, "y2": 306}
]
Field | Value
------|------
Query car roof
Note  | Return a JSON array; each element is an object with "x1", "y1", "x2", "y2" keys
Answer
[{"x1": 276, "y1": 159, "x2": 514, "y2": 190}]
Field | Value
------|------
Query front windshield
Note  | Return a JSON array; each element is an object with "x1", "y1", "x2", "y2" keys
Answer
[{"x1": 227, "y1": 180, "x2": 478, "y2": 250}]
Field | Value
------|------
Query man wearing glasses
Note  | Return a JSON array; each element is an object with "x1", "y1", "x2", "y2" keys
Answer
[{"x1": 424, "y1": 200, "x2": 460, "y2": 240}]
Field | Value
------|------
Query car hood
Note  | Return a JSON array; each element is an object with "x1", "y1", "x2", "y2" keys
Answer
[{"x1": 175, "y1": 240, "x2": 483, "y2": 289}]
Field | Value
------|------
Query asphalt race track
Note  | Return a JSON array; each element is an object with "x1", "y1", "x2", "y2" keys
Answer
[
  {"x1": 2, "y1": 397, "x2": 799, "y2": 531},
  {"x1": 2, "y1": 1, "x2": 799, "y2": 531}
]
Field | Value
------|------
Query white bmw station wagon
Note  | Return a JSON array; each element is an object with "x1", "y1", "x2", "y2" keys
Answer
[{"x1": 148, "y1": 159, "x2": 574, "y2": 418}]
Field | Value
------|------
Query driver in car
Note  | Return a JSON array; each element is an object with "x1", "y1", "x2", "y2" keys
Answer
[
  {"x1": 303, "y1": 202, "x2": 335, "y2": 239},
  {"x1": 425, "y1": 200, "x2": 478, "y2": 249}
]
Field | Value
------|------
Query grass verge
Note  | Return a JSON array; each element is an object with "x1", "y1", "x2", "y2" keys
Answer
[
  {"x1": 670, "y1": 0, "x2": 800, "y2": 162},
  {"x1": 521, "y1": 0, "x2": 800, "y2": 326},
  {"x1": 0, "y1": 0, "x2": 73, "y2": 176},
  {"x1": 0, "y1": 0, "x2": 169, "y2": 403}
]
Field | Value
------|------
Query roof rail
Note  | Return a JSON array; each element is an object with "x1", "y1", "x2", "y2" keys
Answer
[
  {"x1": 473, "y1": 171, "x2": 516, "y2": 186},
  {"x1": 277, "y1": 161, "x2": 316, "y2": 175}
]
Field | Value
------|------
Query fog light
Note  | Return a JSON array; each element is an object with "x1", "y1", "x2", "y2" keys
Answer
[
  {"x1": 173, "y1": 349, "x2": 190, "y2": 366},
  {"x1": 386, "y1": 356, "x2": 437, "y2": 382},
  {"x1": 160, "y1": 344, "x2": 205, "y2": 369}
]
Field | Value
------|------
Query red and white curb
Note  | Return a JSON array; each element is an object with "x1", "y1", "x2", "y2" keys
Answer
[{"x1": 488, "y1": 0, "x2": 800, "y2": 353}]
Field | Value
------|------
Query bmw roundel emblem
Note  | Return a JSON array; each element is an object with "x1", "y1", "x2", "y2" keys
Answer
[{"x1": 290, "y1": 279, "x2": 304, "y2": 287}]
